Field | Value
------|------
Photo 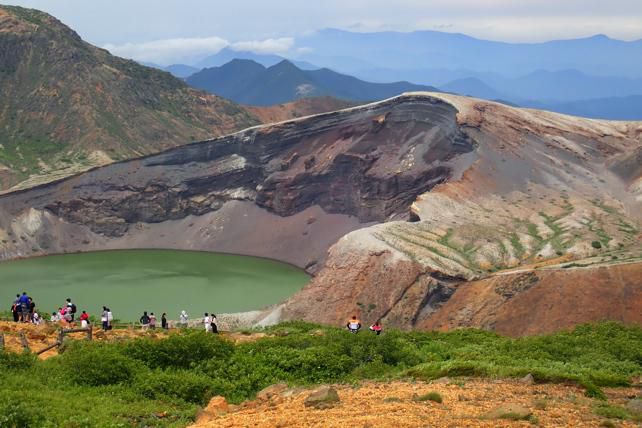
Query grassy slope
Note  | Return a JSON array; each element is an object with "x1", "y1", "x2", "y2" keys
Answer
[
  {"x1": 0, "y1": 6, "x2": 258, "y2": 189},
  {"x1": 0, "y1": 321, "x2": 640, "y2": 427}
]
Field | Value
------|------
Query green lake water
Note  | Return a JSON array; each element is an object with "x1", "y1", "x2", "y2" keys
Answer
[{"x1": 0, "y1": 250, "x2": 310, "y2": 321}]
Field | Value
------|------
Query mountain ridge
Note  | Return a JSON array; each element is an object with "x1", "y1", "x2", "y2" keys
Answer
[
  {"x1": 186, "y1": 58, "x2": 438, "y2": 105},
  {"x1": 0, "y1": 5, "x2": 259, "y2": 189}
]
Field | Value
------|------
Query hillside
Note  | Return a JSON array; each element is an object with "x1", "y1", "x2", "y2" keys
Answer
[
  {"x1": 186, "y1": 59, "x2": 437, "y2": 105},
  {"x1": 0, "y1": 321, "x2": 640, "y2": 427},
  {"x1": 0, "y1": 6, "x2": 259, "y2": 190},
  {"x1": 0, "y1": 92, "x2": 640, "y2": 335}
]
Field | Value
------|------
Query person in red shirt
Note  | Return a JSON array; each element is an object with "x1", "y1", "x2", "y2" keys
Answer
[
  {"x1": 369, "y1": 321, "x2": 383, "y2": 336},
  {"x1": 79, "y1": 310, "x2": 90, "y2": 328}
]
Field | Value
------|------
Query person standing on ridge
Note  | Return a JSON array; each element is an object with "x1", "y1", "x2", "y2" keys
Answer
[
  {"x1": 11, "y1": 294, "x2": 20, "y2": 322},
  {"x1": 203, "y1": 313, "x2": 212, "y2": 332},
  {"x1": 346, "y1": 315, "x2": 361, "y2": 333},
  {"x1": 149, "y1": 312, "x2": 157, "y2": 330},
  {"x1": 101, "y1": 306, "x2": 109, "y2": 330},
  {"x1": 210, "y1": 313, "x2": 218, "y2": 334},
  {"x1": 161, "y1": 313, "x2": 168, "y2": 330},
  {"x1": 140, "y1": 311, "x2": 151, "y2": 330},
  {"x1": 369, "y1": 320, "x2": 383, "y2": 335},
  {"x1": 79, "y1": 310, "x2": 90, "y2": 328},
  {"x1": 179, "y1": 310, "x2": 188, "y2": 328},
  {"x1": 106, "y1": 308, "x2": 113, "y2": 330},
  {"x1": 19, "y1": 292, "x2": 30, "y2": 323},
  {"x1": 65, "y1": 298, "x2": 76, "y2": 322}
]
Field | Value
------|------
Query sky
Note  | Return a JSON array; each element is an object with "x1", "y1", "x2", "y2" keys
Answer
[{"x1": 3, "y1": 0, "x2": 642, "y2": 65}]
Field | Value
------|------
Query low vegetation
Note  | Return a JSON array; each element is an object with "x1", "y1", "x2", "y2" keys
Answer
[{"x1": 0, "y1": 321, "x2": 640, "y2": 426}]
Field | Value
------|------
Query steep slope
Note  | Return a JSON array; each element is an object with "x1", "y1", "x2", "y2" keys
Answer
[
  {"x1": 186, "y1": 59, "x2": 437, "y2": 105},
  {"x1": 0, "y1": 6, "x2": 258, "y2": 190},
  {"x1": 1, "y1": 93, "x2": 640, "y2": 336}
]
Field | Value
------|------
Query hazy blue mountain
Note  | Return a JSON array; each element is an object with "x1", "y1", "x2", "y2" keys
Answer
[
  {"x1": 484, "y1": 70, "x2": 642, "y2": 102},
  {"x1": 441, "y1": 77, "x2": 505, "y2": 100},
  {"x1": 164, "y1": 64, "x2": 199, "y2": 78},
  {"x1": 196, "y1": 48, "x2": 318, "y2": 70},
  {"x1": 438, "y1": 69, "x2": 642, "y2": 104},
  {"x1": 197, "y1": 48, "x2": 284, "y2": 68},
  {"x1": 293, "y1": 29, "x2": 642, "y2": 78},
  {"x1": 186, "y1": 59, "x2": 437, "y2": 105},
  {"x1": 526, "y1": 96, "x2": 642, "y2": 121}
]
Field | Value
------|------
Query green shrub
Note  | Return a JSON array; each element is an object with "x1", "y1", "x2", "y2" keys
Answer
[
  {"x1": 122, "y1": 331, "x2": 234, "y2": 369},
  {"x1": 60, "y1": 343, "x2": 140, "y2": 386},
  {"x1": 0, "y1": 393, "x2": 45, "y2": 428},
  {"x1": 594, "y1": 403, "x2": 631, "y2": 419},
  {"x1": 135, "y1": 369, "x2": 213, "y2": 405},
  {"x1": 581, "y1": 380, "x2": 606, "y2": 400},
  {"x1": 0, "y1": 350, "x2": 36, "y2": 370},
  {"x1": 592, "y1": 241, "x2": 603, "y2": 249}
]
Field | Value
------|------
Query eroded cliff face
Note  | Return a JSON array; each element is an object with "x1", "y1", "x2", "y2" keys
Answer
[
  {"x1": 0, "y1": 95, "x2": 473, "y2": 270},
  {"x1": 278, "y1": 93, "x2": 642, "y2": 335}
]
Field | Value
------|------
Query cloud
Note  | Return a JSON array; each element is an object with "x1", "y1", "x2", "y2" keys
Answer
[
  {"x1": 230, "y1": 37, "x2": 294, "y2": 55},
  {"x1": 103, "y1": 37, "x2": 228, "y2": 65},
  {"x1": 103, "y1": 36, "x2": 296, "y2": 65}
]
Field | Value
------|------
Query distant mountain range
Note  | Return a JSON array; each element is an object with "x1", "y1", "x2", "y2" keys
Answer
[
  {"x1": 523, "y1": 95, "x2": 642, "y2": 121},
  {"x1": 186, "y1": 59, "x2": 437, "y2": 105},
  {"x1": 292, "y1": 29, "x2": 642, "y2": 79}
]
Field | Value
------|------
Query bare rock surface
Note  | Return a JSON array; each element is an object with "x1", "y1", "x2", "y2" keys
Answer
[{"x1": 304, "y1": 386, "x2": 340, "y2": 409}]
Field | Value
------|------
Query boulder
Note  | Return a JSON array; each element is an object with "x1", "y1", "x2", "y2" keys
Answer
[
  {"x1": 520, "y1": 373, "x2": 535, "y2": 385},
  {"x1": 304, "y1": 386, "x2": 340, "y2": 409},
  {"x1": 431, "y1": 376, "x2": 451, "y2": 384},
  {"x1": 195, "y1": 396, "x2": 229, "y2": 424},
  {"x1": 256, "y1": 383, "x2": 289, "y2": 401},
  {"x1": 626, "y1": 398, "x2": 642, "y2": 416},
  {"x1": 485, "y1": 404, "x2": 532, "y2": 420}
]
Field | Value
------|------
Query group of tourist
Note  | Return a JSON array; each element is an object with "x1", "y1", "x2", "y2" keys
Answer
[
  {"x1": 11, "y1": 292, "x2": 80, "y2": 326},
  {"x1": 138, "y1": 311, "x2": 169, "y2": 330},
  {"x1": 346, "y1": 315, "x2": 383, "y2": 335},
  {"x1": 9, "y1": 293, "x2": 382, "y2": 336},
  {"x1": 8, "y1": 292, "x2": 221, "y2": 333}
]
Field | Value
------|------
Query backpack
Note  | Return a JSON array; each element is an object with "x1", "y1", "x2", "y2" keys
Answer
[{"x1": 71, "y1": 303, "x2": 77, "y2": 313}]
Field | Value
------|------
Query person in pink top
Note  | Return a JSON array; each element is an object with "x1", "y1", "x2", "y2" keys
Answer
[{"x1": 369, "y1": 321, "x2": 383, "y2": 336}]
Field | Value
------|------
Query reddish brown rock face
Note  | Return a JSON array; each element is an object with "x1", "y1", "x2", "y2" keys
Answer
[{"x1": 419, "y1": 263, "x2": 642, "y2": 336}]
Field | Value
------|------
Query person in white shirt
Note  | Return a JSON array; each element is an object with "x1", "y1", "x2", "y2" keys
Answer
[
  {"x1": 179, "y1": 310, "x2": 188, "y2": 328},
  {"x1": 203, "y1": 313, "x2": 212, "y2": 332}
]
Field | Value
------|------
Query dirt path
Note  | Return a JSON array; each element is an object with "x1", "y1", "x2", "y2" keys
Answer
[
  {"x1": 0, "y1": 321, "x2": 270, "y2": 359},
  {"x1": 193, "y1": 379, "x2": 641, "y2": 428}
]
